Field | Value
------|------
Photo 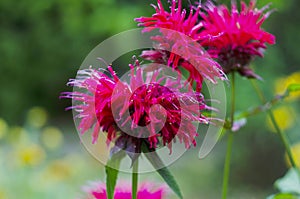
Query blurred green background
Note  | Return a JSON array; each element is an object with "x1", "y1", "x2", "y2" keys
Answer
[{"x1": 0, "y1": 0, "x2": 300, "y2": 198}]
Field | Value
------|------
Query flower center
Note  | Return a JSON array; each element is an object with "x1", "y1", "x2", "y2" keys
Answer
[
  {"x1": 218, "y1": 46, "x2": 253, "y2": 73},
  {"x1": 129, "y1": 83, "x2": 181, "y2": 129}
]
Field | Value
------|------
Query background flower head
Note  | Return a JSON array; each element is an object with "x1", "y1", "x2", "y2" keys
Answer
[
  {"x1": 81, "y1": 181, "x2": 167, "y2": 199},
  {"x1": 136, "y1": 0, "x2": 225, "y2": 91},
  {"x1": 200, "y1": 0, "x2": 275, "y2": 78}
]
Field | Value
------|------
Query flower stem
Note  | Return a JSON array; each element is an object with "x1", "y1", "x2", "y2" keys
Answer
[
  {"x1": 250, "y1": 80, "x2": 298, "y2": 168},
  {"x1": 222, "y1": 132, "x2": 234, "y2": 199},
  {"x1": 132, "y1": 159, "x2": 139, "y2": 199},
  {"x1": 222, "y1": 73, "x2": 236, "y2": 199},
  {"x1": 230, "y1": 73, "x2": 236, "y2": 126}
]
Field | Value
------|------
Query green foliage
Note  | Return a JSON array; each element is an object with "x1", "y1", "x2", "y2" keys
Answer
[
  {"x1": 0, "y1": 107, "x2": 102, "y2": 199},
  {"x1": 0, "y1": 0, "x2": 300, "y2": 198},
  {"x1": 105, "y1": 151, "x2": 125, "y2": 199},
  {"x1": 0, "y1": 0, "x2": 145, "y2": 123},
  {"x1": 268, "y1": 193, "x2": 300, "y2": 199},
  {"x1": 287, "y1": 84, "x2": 300, "y2": 93},
  {"x1": 143, "y1": 148, "x2": 183, "y2": 199},
  {"x1": 275, "y1": 169, "x2": 300, "y2": 195},
  {"x1": 268, "y1": 168, "x2": 300, "y2": 199}
]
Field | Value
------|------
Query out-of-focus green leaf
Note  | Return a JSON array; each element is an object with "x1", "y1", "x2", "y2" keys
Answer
[
  {"x1": 287, "y1": 84, "x2": 300, "y2": 93},
  {"x1": 275, "y1": 168, "x2": 300, "y2": 195},
  {"x1": 267, "y1": 193, "x2": 300, "y2": 199}
]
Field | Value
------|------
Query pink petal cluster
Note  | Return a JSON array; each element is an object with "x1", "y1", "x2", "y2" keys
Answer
[
  {"x1": 61, "y1": 61, "x2": 209, "y2": 154},
  {"x1": 199, "y1": 0, "x2": 275, "y2": 78},
  {"x1": 135, "y1": 0, "x2": 224, "y2": 91},
  {"x1": 136, "y1": 0, "x2": 202, "y2": 39},
  {"x1": 61, "y1": 67, "x2": 117, "y2": 144},
  {"x1": 80, "y1": 181, "x2": 167, "y2": 199}
]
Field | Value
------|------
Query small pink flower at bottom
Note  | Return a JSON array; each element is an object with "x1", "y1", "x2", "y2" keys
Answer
[{"x1": 80, "y1": 181, "x2": 167, "y2": 199}]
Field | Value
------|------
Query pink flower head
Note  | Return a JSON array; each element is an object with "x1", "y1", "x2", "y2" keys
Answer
[
  {"x1": 61, "y1": 60, "x2": 210, "y2": 158},
  {"x1": 81, "y1": 181, "x2": 167, "y2": 199},
  {"x1": 135, "y1": 0, "x2": 224, "y2": 91},
  {"x1": 199, "y1": 0, "x2": 276, "y2": 78}
]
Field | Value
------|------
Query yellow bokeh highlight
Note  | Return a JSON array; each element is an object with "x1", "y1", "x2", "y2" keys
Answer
[
  {"x1": 17, "y1": 144, "x2": 46, "y2": 167},
  {"x1": 286, "y1": 143, "x2": 300, "y2": 168},
  {"x1": 27, "y1": 107, "x2": 48, "y2": 128},
  {"x1": 0, "y1": 118, "x2": 8, "y2": 140},
  {"x1": 0, "y1": 190, "x2": 6, "y2": 199},
  {"x1": 266, "y1": 106, "x2": 295, "y2": 132},
  {"x1": 275, "y1": 72, "x2": 300, "y2": 100},
  {"x1": 41, "y1": 127, "x2": 64, "y2": 150},
  {"x1": 8, "y1": 126, "x2": 29, "y2": 145},
  {"x1": 43, "y1": 159, "x2": 73, "y2": 182}
]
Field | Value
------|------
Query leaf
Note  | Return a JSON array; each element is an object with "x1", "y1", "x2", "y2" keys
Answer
[
  {"x1": 267, "y1": 193, "x2": 300, "y2": 199},
  {"x1": 105, "y1": 150, "x2": 125, "y2": 199},
  {"x1": 143, "y1": 148, "x2": 183, "y2": 199},
  {"x1": 287, "y1": 84, "x2": 300, "y2": 93},
  {"x1": 275, "y1": 168, "x2": 300, "y2": 195}
]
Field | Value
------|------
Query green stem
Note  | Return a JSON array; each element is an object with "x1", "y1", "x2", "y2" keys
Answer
[
  {"x1": 250, "y1": 80, "x2": 297, "y2": 168},
  {"x1": 222, "y1": 132, "x2": 234, "y2": 199},
  {"x1": 132, "y1": 159, "x2": 139, "y2": 199},
  {"x1": 222, "y1": 73, "x2": 236, "y2": 199},
  {"x1": 230, "y1": 73, "x2": 236, "y2": 126}
]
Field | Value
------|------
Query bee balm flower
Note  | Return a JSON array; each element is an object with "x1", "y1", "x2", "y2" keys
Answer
[
  {"x1": 136, "y1": 0, "x2": 225, "y2": 91},
  {"x1": 61, "y1": 61, "x2": 210, "y2": 158},
  {"x1": 199, "y1": 0, "x2": 275, "y2": 79}
]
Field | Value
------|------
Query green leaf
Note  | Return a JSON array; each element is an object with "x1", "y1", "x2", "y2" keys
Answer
[
  {"x1": 267, "y1": 169, "x2": 300, "y2": 199},
  {"x1": 287, "y1": 84, "x2": 300, "y2": 93},
  {"x1": 267, "y1": 193, "x2": 300, "y2": 199},
  {"x1": 105, "y1": 150, "x2": 125, "y2": 199},
  {"x1": 143, "y1": 149, "x2": 183, "y2": 199},
  {"x1": 275, "y1": 168, "x2": 300, "y2": 195}
]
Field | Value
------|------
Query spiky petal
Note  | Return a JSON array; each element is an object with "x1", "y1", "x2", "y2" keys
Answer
[
  {"x1": 135, "y1": 0, "x2": 225, "y2": 91},
  {"x1": 61, "y1": 61, "x2": 210, "y2": 156}
]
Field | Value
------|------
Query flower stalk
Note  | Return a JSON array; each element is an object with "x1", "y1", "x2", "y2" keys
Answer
[
  {"x1": 222, "y1": 132, "x2": 234, "y2": 199},
  {"x1": 132, "y1": 159, "x2": 139, "y2": 199},
  {"x1": 251, "y1": 80, "x2": 298, "y2": 169},
  {"x1": 222, "y1": 73, "x2": 236, "y2": 199}
]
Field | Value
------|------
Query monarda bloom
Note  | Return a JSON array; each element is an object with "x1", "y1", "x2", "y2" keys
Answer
[
  {"x1": 135, "y1": 0, "x2": 224, "y2": 91},
  {"x1": 199, "y1": 0, "x2": 275, "y2": 79},
  {"x1": 61, "y1": 60, "x2": 210, "y2": 159},
  {"x1": 80, "y1": 181, "x2": 167, "y2": 199}
]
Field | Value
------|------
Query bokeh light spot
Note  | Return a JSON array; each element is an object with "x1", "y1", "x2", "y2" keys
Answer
[{"x1": 41, "y1": 127, "x2": 64, "y2": 150}]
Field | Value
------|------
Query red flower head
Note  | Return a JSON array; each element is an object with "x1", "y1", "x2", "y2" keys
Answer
[
  {"x1": 199, "y1": 0, "x2": 275, "y2": 79},
  {"x1": 81, "y1": 181, "x2": 168, "y2": 199},
  {"x1": 135, "y1": 0, "x2": 225, "y2": 91},
  {"x1": 61, "y1": 60, "x2": 210, "y2": 159}
]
